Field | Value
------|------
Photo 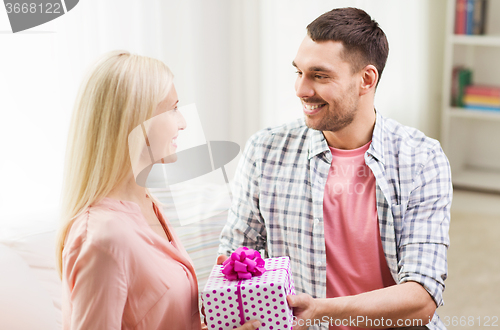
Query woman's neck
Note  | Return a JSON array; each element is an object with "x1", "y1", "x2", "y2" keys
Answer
[{"x1": 107, "y1": 172, "x2": 149, "y2": 207}]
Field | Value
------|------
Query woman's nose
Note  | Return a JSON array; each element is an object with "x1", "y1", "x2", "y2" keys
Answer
[{"x1": 177, "y1": 112, "x2": 187, "y2": 130}]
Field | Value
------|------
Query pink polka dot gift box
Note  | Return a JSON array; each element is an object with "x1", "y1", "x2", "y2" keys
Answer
[{"x1": 202, "y1": 248, "x2": 296, "y2": 330}]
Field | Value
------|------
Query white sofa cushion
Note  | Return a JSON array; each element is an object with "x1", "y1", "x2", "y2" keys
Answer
[
  {"x1": 0, "y1": 209, "x2": 62, "y2": 330},
  {"x1": 0, "y1": 243, "x2": 58, "y2": 330}
]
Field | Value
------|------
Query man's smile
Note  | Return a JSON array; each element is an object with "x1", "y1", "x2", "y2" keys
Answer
[{"x1": 302, "y1": 102, "x2": 326, "y2": 115}]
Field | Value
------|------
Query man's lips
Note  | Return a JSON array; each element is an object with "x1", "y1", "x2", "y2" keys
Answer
[{"x1": 303, "y1": 103, "x2": 326, "y2": 115}]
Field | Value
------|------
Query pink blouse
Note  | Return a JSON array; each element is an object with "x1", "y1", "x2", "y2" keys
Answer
[{"x1": 62, "y1": 197, "x2": 202, "y2": 330}]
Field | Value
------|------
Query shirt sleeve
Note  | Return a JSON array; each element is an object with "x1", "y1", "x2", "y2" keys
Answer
[
  {"x1": 65, "y1": 241, "x2": 128, "y2": 329},
  {"x1": 397, "y1": 144, "x2": 452, "y2": 307},
  {"x1": 218, "y1": 132, "x2": 268, "y2": 256}
]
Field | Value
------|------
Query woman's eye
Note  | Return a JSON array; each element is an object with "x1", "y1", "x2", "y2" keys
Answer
[{"x1": 296, "y1": 71, "x2": 302, "y2": 76}]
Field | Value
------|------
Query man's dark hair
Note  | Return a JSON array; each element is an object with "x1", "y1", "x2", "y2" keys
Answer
[{"x1": 307, "y1": 7, "x2": 389, "y2": 86}]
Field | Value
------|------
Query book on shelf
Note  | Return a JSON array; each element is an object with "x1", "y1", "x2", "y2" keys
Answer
[
  {"x1": 451, "y1": 66, "x2": 472, "y2": 107},
  {"x1": 455, "y1": 0, "x2": 467, "y2": 34},
  {"x1": 464, "y1": 104, "x2": 500, "y2": 111},
  {"x1": 463, "y1": 95, "x2": 500, "y2": 106},
  {"x1": 463, "y1": 85, "x2": 500, "y2": 111},
  {"x1": 466, "y1": 0, "x2": 474, "y2": 34},
  {"x1": 473, "y1": 0, "x2": 487, "y2": 34},
  {"x1": 454, "y1": 0, "x2": 487, "y2": 35},
  {"x1": 465, "y1": 85, "x2": 500, "y2": 97}
]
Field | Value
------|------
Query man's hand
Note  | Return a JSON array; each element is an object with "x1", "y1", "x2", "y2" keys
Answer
[
  {"x1": 216, "y1": 254, "x2": 229, "y2": 265},
  {"x1": 287, "y1": 294, "x2": 319, "y2": 330}
]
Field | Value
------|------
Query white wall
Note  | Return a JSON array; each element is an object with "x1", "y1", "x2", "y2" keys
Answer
[
  {"x1": 0, "y1": 0, "x2": 233, "y2": 218},
  {"x1": 0, "y1": 0, "x2": 447, "y2": 219},
  {"x1": 259, "y1": 0, "x2": 447, "y2": 138}
]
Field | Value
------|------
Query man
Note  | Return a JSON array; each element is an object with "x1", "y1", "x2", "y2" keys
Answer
[{"x1": 218, "y1": 7, "x2": 451, "y2": 330}]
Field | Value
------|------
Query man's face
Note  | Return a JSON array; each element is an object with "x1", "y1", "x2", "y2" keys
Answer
[{"x1": 293, "y1": 36, "x2": 361, "y2": 133}]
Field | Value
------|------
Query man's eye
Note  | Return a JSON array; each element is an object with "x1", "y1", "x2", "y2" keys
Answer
[
  {"x1": 315, "y1": 75, "x2": 326, "y2": 79},
  {"x1": 296, "y1": 71, "x2": 302, "y2": 76}
]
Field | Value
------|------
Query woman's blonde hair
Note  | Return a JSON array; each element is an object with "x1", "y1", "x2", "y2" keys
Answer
[{"x1": 55, "y1": 50, "x2": 174, "y2": 277}]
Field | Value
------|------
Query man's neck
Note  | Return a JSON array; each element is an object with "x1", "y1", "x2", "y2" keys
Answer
[{"x1": 323, "y1": 108, "x2": 376, "y2": 150}]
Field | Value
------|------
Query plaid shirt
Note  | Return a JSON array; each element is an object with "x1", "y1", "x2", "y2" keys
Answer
[{"x1": 219, "y1": 111, "x2": 452, "y2": 330}]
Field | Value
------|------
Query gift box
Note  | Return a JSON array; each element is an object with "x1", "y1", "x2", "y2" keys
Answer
[{"x1": 202, "y1": 249, "x2": 295, "y2": 330}]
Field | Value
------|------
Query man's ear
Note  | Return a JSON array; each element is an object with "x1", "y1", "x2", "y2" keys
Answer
[{"x1": 359, "y1": 64, "x2": 378, "y2": 95}]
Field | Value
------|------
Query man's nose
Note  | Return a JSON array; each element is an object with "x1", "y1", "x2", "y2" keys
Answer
[{"x1": 295, "y1": 77, "x2": 314, "y2": 99}]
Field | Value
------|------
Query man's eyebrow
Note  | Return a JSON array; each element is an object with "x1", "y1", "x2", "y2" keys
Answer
[
  {"x1": 292, "y1": 61, "x2": 333, "y2": 73},
  {"x1": 309, "y1": 66, "x2": 333, "y2": 73}
]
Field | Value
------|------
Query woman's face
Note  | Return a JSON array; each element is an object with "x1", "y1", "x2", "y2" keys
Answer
[{"x1": 145, "y1": 84, "x2": 186, "y2": 163}]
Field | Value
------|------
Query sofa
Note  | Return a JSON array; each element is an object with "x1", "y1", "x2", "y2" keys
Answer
[{"x1": 0, "y1": 184, "x2": 231, "y2": 330}]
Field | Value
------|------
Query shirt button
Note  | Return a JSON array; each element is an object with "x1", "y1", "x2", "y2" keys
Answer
[
  {"x1": 314, "y1": 218, "x2": 320, "y2": 225},
  {"x1": 316, "y1": 261, "x2": 322, "y2": 267}
]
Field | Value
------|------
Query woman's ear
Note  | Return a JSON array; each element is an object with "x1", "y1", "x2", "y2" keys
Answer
[{"x1": 360, "y1": 64, "x2": 378, "y2": 95}]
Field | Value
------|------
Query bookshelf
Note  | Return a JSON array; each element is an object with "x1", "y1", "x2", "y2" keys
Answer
[
  {"x1": 452, "y1": 34, "x2": 500, "y2": 46},
  {"x1": 441, "y1": 0, "x2": 500, "y2": 193}
]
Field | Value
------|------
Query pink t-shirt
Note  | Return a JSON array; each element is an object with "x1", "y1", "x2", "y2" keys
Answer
[{"x1": 323, "y1": 141, "x2": 396, "y2": 330}]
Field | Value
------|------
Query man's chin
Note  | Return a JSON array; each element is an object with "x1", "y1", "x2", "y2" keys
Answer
[{"x1": 304, "y1": 116, "x2": 322, "y2": 131}]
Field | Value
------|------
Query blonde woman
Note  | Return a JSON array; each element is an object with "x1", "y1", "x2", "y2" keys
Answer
[{"x1": 56, "y1": 51, "x2": 260, "y2": 330}]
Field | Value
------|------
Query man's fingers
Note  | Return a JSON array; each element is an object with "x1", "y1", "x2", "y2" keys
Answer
[
  {"x1": 216, "y1": 254, "x2": 229, "y2": 265},
  {"x1": 287, "y1": 294, "x2": 297, "y2": 306},
  {"x1": 287, "y1": 294, "x2": 307, "y2": 307}
]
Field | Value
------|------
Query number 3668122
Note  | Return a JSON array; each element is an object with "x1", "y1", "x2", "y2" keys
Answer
[{"x1": 5, "y1": 2, "x2": 62, "y2": 14}]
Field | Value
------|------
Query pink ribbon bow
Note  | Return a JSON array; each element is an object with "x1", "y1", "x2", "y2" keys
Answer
[{"x1": 222, "y1": 247, "x2": 266, "y2": 280}]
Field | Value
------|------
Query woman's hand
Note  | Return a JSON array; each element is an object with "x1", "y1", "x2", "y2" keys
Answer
[
  {"x1": 201, "y1": 320, "x2": 260, "y2": 330},
  {"x1": 235, "y1": 320, "x2": 261, "y2": 330},
  {"x1": 216, "y1": 254, "x2": 229, "y2": 265},
  {"x1": 202, "y1": 318, "x2": 260, "y2": 330},
  {"x1": 203, "y1": 320, "x2": 260, "y2": 330}
]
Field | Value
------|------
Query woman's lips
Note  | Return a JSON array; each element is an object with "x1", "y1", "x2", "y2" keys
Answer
[{"x1": 303, "y1": 103, "x2": 326, "y2": 115}]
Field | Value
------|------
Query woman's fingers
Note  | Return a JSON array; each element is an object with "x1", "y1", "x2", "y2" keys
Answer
[
  {"x1": 216, "y1": 254, "x2": 229, "y2": 265},
  {"x1": 234, "y1": 320, "x2": 261, "y2": 330}
]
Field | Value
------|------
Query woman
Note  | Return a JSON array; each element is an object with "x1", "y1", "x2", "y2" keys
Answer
[{"x1": 56, "y1": 51, "x2": 260, "y2": 330}]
